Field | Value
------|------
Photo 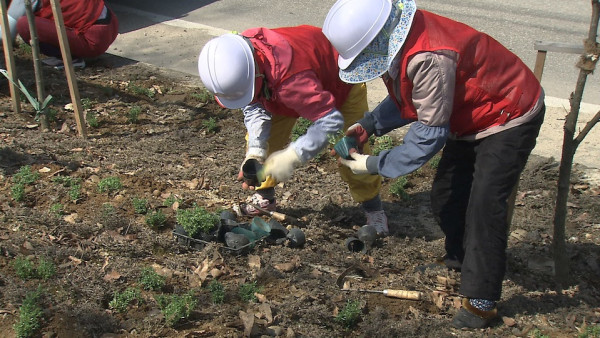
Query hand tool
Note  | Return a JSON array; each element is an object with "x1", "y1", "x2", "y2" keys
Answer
[
  {"x1": 342, "y1": 288, "x2": 424, "y2": 301},
  {"x1": 250, "y1": 203, "x2": 299, "y2": 224}
]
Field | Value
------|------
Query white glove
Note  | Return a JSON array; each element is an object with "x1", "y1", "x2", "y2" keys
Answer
[
  {"x1": 263, "y1": 146, "x2": 301, "y2": 182},
  {"x1": 340, "y1": 152, "x2": 370, "y2": 175}
]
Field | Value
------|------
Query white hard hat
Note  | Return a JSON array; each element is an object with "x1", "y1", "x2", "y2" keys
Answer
[
  {"x1": 198, "y1": 34, "x2": 255, "y2": 109},
  {"x1": 323, "y1": 0, "x2": 392, "y2": 70}
]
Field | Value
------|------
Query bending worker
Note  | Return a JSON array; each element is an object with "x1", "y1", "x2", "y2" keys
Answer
[
  {"x1": 198, "y1": 25, "x2": 389, "y2": 235},
  {"x1": 323, "y1": 0, "x2": 545, "y2": 329}
]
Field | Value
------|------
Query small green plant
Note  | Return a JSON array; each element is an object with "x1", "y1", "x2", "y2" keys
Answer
[
  {"x1": 239, "y1": 281, "x2": 262, "y2": 303},
  {"x1": 155, "y1": 291, "x2": 197, "y2": 327},
  {"x1": 428, "y1": 154, "x2": 441, "y2": 169},
  {"x1": 46, "y1": 108, "x2": 59, "y2": 123},
  {"x1": 176, "y1": 205, "x2": 219, "y2": 238},
  {"x1": 327, "y1": 130, "x2": 344, "y2": 146},
  {"x1": 528, "y1": 328, "x2": 549, "y2": 338},
  {"x1": 11, "y1": 183, "x2": 26, "y2": 202},
  {"x1": 69, "y1": 184, "x2": 82, "y2": 201},
  {"x1": 191, "y1": 89, "x2": 213, "y2": 102},
  {"x1": 579, "y1": 325, "x2": 600, "y2": 338},
  {"x1": 13, "y1": 257, "x2": 36, "y2": 280},
  {"x1": 389, "y1": 176, "x2": 410, "y2": 200},
  {"x1": 202, "y1": 117, "x2": 219, "y2": 133},
  {"x1": 81, "y1": 98, "x2": 95, "y2": 110},
  {"x1": 139, "y1": 267, "x2": 166, "y2": 291},
  {"x1": 98, "y1": 176, "x2": 122, "y2": 194},
  {"x1": 86, "y1": 111, "x2": 99, "y2": 128},
  {"x1": 36, "y1": 258, "x2": 56, "y2": 280},
  {"x1": 128, "y1": 83, "x2": 155, "y2": 98},
  {"x1": 335, "y1": 299, "x2": 362, "y2": 329},
  {"x1": 13, "y1": 165, "x2": 40, "y2": 185},
  {"x1": 371, "y1": 135, "x2": 395, "y2": 155},
  {"x1": 163, "y1": 195, "x2": 180, "y2": 207},
  {"x1": 49, "y1": 203, "x2": 64, "y2": 217},
  {"x1": 207, "y1": 280, "x2": 225, "y2": 304},
  {"x1": 0, "y1": 70, "x2": 52, "y2": 121},
  {"x1": 109, "y1": 287, "x2": 141, "y2": 313},
  {"x1": 291, "y1": 118, "x2": 312, "y2": 141},
  {"x1": 19, "y1": 43, "x2": 32, "y2": 54},
  {"x1": 52, "y1": 175, "x2": 80, "y2": 187},
  {"x1": 145, "y1": 210, "x2": 167, "y2": 229},
  {"x1": 14, "y1": 289, "x2": 43, "y2": 338},
  {"x1": 132, "y1": 197, "x2": 149, "y2": 214},
  {"x1": 128, "y1": 106, "x2": 141, "y2": 123}
]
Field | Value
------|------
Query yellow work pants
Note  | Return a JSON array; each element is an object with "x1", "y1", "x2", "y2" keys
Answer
[{"x1": 254, "y1": 83, "x2": 382, "y2": 203}]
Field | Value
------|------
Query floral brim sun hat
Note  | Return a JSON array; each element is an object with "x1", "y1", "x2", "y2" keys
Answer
[{"x1": 339, "y1": 0, "x2": 416, "y2": 84}]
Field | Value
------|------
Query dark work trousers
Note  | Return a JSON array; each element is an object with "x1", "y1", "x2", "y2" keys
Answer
[{"x1": 430, "y1": 106, "x2": 545, "y2": 300}]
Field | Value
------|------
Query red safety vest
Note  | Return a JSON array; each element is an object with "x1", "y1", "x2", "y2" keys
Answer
[
  {"x1": 385, "y1": 10, "x2": 542, "y2": 137},
  {"x1": 38, "y1": 0, "x2": 105, "y2": 34},
  {"x1": 243, "y1": 25, "x2": 353, "y2": 118}
]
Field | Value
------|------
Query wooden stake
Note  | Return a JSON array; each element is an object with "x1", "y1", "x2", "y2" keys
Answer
[
  {"x1": 25, "y1": 0, "x2": 48, "y2": 131},
  {"x1": 49, "y1": 0, "x2": 87, "y2": 138},
  {"x1": 0, "y1": 0, "x2": 21, "y2": 113}
]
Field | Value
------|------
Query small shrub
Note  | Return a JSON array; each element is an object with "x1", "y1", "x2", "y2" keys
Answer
[
  {"x1": 36, "y1": 258, "x2": 56, "y2": 280},
  {"x1": 139, "y1": 267, "x2": 166, "y2": 291},
  {"x1": 371, "y1": 135, "x2": 394, "y2": 155},
  {"x1": 13, "y1": 257, "x2": 36, "y2": 280},
  {"x1": 145, "y1": 210, "x2": 167, "y2": 229},
  {"x1": 291, "y1": 118, "x2": 312, "y2": 141},
  {"x1": 335, "y1": 299, "x2": 361, "y2": 329},
  {"x1": 98, "y1": 177, "x2": 122, "y2": 194},
  {"x1": 11, "y1": 183, "x2": 26, "y2": 202},
  {"x1": 207, "y1": 280, "x2": 225, "y2": 304},
  {"x1": 69, "y1": 184, "x2": 81, "y2": 201},
  {"x1": 155, "y1": 291, "x2": 197, "y2": 327},
  {"x1": 13, "y1": 165, "x2": 39, "y2": 185},
  {"x1": 132, "y1": 197, "x2": 149, "y2": 214},
  {"x1": 176, "y1": 205, "x2": 219, "y2": 238},
  {"x1": 109, "y1": 287, "x2": 141, "y2": 313},
  {"x1": 49, "y1": 203, "x2": 64, "y2": 217},
  {"x1": 14, "y1": 289, "x2": 43, "y2": 338},
  {"x1": 128, "y1": 106, "x2": 141, "y2": 123},
  {"x1": 579, "y1": 325, "x2": 600, "y2": 338},
  {"x1": 389, "y1": 176, "x2": 410, "y2": 201},
  {"x1": 86, "y1": 111, "x2": 99, "y2": 128},
  {"x1": 239, "y1": 281, "x2": 262, "y2": 303},
  {"x1": 202, "y1": 117, "x2": 218, "y2": 133}
]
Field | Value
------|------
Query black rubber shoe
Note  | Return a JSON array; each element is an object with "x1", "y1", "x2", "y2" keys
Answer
[{"x1": 451, "y1": 298, "x2": 497, "y2": 329}]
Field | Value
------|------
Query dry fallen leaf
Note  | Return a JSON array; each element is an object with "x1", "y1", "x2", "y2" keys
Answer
[
  {"x1": 502, "y1": 316, "x2": 517, "y2": 327},
  {"x1": 103, "y1": 270, "x2": 122, "y2": 282},
  {"x1": 258, "y1": 303, "x2": 273, "y2": 324},
  {"x1": 64, "y1": 213, "x2": 78, "y2": 224},
  {"x1": 248, "y1": 255, "x2": 261, "y2": 270},
  {"x1": 239, "y1": 310, "x2": 255, "y2": 337}
]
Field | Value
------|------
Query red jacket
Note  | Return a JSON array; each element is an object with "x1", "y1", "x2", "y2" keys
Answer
[
  {"x1": 38, "y1": 0, "x2": 105, "y2": 34},
  {"x1": 243, "y1": 25, "x2": 352, "y2": 119},
  {"x1": 385, "y1": 10, "x2": 542, "y2": 137}
]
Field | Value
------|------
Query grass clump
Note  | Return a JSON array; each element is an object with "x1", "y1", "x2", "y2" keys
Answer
[
  {"x1": 579, "y1": 325, "x2": 600, "y2": 338},
  {"x1": 49, "y1": 203, "x2": 64, "y2": 217},
  {"x1": 86, "y1": 111, "x2": 99, "y2": 128},
  {"x1": 163, "y1": 195, "x2": 181, "y2": 207},
  {"x1": 202, "y1": 117, "x2": 219, "y2": 133},
  {"x1": 11, "y1": 165, "x2": 39, "y2": 202},
  {"x1": 13, "y1": 257, "x2": 57, "y2": 280},
  {"x1": 128, "y1": 83, "x2": 155, "y2": 99},
  {"x1": 155, "y1": 291, "x2": 197, "y2": 327},
  {"x1": 36, "y1": 258, "x2": 56, "y2": 280},
  {"x1": 128, "y1": 106, "x2": 141, "y2": 123},
  {"x1": 14, "y1": 289, "x2": 43, "y2": 338},
  {"x1": 109, "y1": 287, "x2": 141, "y2": 313},
  {"x1": 389, "y1": 176, "x2": 410, "y2": 201},
  {"x1": 207, "y1": 280, "x2": 225, "y2": 304},
  {"x1": 69, "y1": 184, "x2": 82, "y2": 201},
  {"x1": 191, "y1": 89, "x2": 213, "y2": 102},
  {"x1": 371, "y1": 135, "x2": 394, "y2": 155},
  {"x1": 335, "y1": 299, "x2": 362, "y2": 329},
  {"x1": 139, "y1": 267, "x2": 166, "y2": 291},
  {"x1": 239, "y1": 281, "x2": 262, "y2": 303},
  {"x1": 132, "y1": 197, "x2": 149, "y2": 214},
  {"x1": 176, "y1": 205, "x2": 219, "y2": 238},
  {"x1": 145, "y1": 210, "x2": 167, "y2": 229},
  {"x1": 291, "y1": 118, "x2": 312, "y2": 141},
  {"x1": 98, "y1": 176, "x2": 122, "y2": 194}
]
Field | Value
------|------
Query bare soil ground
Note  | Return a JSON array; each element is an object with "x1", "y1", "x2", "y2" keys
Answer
[{"x1": 1, "y1": 47, "x2": 599, "y2": 337}]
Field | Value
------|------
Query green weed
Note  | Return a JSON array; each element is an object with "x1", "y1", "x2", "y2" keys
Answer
[
  {"x1": 128, "y1": 83, "x2": 155, "y2": 99},
  {"x1": 13, "y1": 257, "x2": 36, "y2": 280},
  {"x1": 428, "y1": 154, "x2": 441, "y2": 169},
  {"x1": 109, "y1": 287, "x2": 141, "y2": 313},
  {"x1": 202, "y1": 117, "x2": 219, "y2": 133},
  {"x1": 46, "y1": 108, "x2": 58, "y2": 123},
  {"x1": 579, "y1": 325, "x2": 600, "y2": 338},
  {"x1": 132, "y1": 197, "x2": 149, "y2": 214},
  {"x1": 163, "y1": 195, "x2": 180, "y2": 207},
  {"x1": 128, "y1": 106, "x2": 141, "y2": 124},
  {"x1": 145, "y1": 210, "x2": 167, "y2": 229},
  {"x1": 14, "y1": 289, "x2": 43, "y2": 338},
  {"x1": 207, "y1": 280, "x2": 225, "y2": 304},
  {"x1": 69, "y1": 184, "x2": 81, "y2": 201},
  {"x1": 291, "y1": 118, "x2": 312, "y2": 141},
  {"x1": 389, "y1": 176, "x2": 410, "y2": 201},
  {"x1": 13, "y1": 165, "x2": 39, "y2": 185},
  {"x1": 176, "y1": 205, "x2": 219, "y2": 238},
  {"x1": 139, "y1": 267, "x2": 166, "y2": 291},
  {"x1": 155, "y1": 291, "x2": 197, "y2": 327},
  {"x1": 191, "y1": 89, "x2": 213, "y2": 102},
  {"x1": 81, "y1": 98, "x2": 95, "y2": 110},
  {"x1": 239, "y1": 281, "x2": 262, "y2": 303},
  {"x1": 49, "y1": 203, "x2": 64, "y2": 217},
  {"x1": 335, "y1": 299, "x2": 362, "y2": 329},
  {"x1": 52, "y1": 176, "x2": 80, "y2": 187},
  {"x1": 11, "y1": 183, "x2": 26, "y2": 202},
  {"x1": 98, "y1": 176, "x2": 122, "y2": 194},
  {"x1": 36, "y1": 258, "x2": 56, "y2": 280},
  {"x1": 371, "y1": 135, "x2": 394, "y2": 155},
  {"x1": 86, "y1": 111, "x2": 99, "y2": 128}
]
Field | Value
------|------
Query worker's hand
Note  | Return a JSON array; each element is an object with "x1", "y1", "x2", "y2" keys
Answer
[
  {"x1": 345, "y1": 123, "x2": 370, "y2": 152},
  {"x1": 340, "y1": 150, "x2": 371, "y2": 175},
  {"x1": 262, "y1": 146, "x2": 301, "y2": 182},
  {"x1": 237, "y1": 148, "x2": 266, "y2": 190}
]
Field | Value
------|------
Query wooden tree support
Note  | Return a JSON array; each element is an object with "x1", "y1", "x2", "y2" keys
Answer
[{"x1": 0, "y1": 0, "x2": 21, "y2": 113}]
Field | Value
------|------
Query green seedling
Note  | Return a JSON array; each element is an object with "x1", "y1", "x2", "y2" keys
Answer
[
  {"x1": 132, "y1": 197, "x2": 149, "y2": 214},
  {"x1": 81, "y1": 98, "x2": 95, "y2": 111},
  {"x1": 52, "y1": 176, "x2": 80, "y2": 187},
  {"x1": 528, "y1": 328, "x2": 549, "y2": 338},
  {"x1": 202, "y1": 117, "x2": 219, "y2": 133},
  {"x1": 128, "y1": 83, "x2": 155, "y2": 99},
  {"x1": 579, "y1": 325, "x2": 600, "y2": 338},
  {"x1": 139, "y1": 267, "x2": 166, "y2": 291},
  {"x1": 69, "y1": 184, "x2": 82, "y2": 201},
  {"x1": 98, "y1": 176, "x2": 122, "y2": 194},
  {"x1": 13, "y1": 257, "x2": 36, "y2": 280},
  {"x1": 0, "y1": 70, "x2": 52, "y2": 121},
  {"x1": 335, "y1": 299, "x2": 362, "y2": 329},
  {"x1": 389, "y1": 176, "x2": 410, "y2": 200},
  {"x1": 239, "y1": 281, "x2": 262, "y2": 303},
  {"x1": 11, "y1": 183, "x2": 26, "y2": 202},
  {"x1": 19, "y1": 43, "x2": 32, "y2": 54},
  {"x1": 145, "y1": 210, "x2": 167, "y2": 229},
  {"x1": 128, "y1": 106, "x2": 141, "y2": 124},
  {"x1": 207, "y1": 280, "x2": 225, "y2": 304},
  {"x1": 14, "y1": 289, "x2": 43, "y2": 338},
  {"x1": 86, "y1": 111, "x2": 99, "y2": 128},
  {"x1": 46, "y1": 108, "x2": 58, "y2": 123},
  {"x1": 36, "y1": 258, "x2": 56, "y2": 280},
  {"x1": 371, "y1": 135, "x2": 394, "y2": 155},
  {"x1": 176, "y1": 205, "x2": 219, "y2": 238},
  {"x1": 13, "y1": 165, "x2": 40, "y2": 185},
  {"x1": 191, "y1": 89, "x2": 213, "y2": 102},
  {"x1": 49, "y1": 203, "x2": 64, "y2": 217},
  {"x1": 163, "y1": 195, "x2": 181, "y2": 207},
  {"x1": 291, "y1": 117, "x2": 312, "y2": 141},
  {"x1": 155, "y1": 291, "x2": 197, "y2": 327},
  {"x1": 109, "y1": 287, "x2": 141, "y2": 313}
]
